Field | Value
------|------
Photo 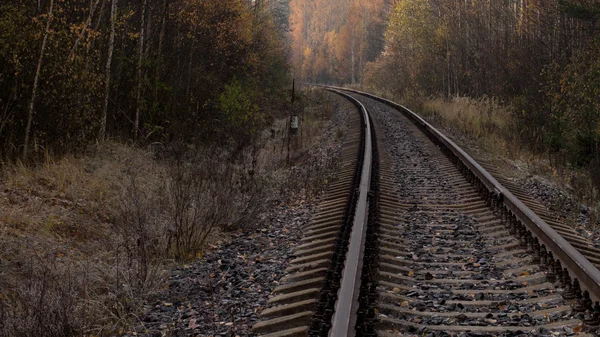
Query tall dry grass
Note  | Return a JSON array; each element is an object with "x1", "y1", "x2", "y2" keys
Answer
[
  {"x1": 0, "y1": 143, "x2": 166, "y2": 336},
  {"x1": 416, "y1": 96, "x2": 522, "y2": 158},
  {"x1": 0, "y1": 90, "x2": 346, "y2": 336},
  {"x1": 372, "y1": 90, "x2": 600, "y2": 227}
]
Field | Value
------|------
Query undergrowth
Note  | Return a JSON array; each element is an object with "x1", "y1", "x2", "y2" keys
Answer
[{"x1": 0, "y1": 89, "x2": 345, "y2": 336}]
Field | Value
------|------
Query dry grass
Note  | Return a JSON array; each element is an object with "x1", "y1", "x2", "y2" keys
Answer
[
  {"x1": 1, "y1": 143, "x2": 158, "y2": 241},
  {"x1": 414, "y1": 96, "x2": 600, "y2": 225},
  {"x1": 0, "y1": 142, "x2": 166, "y2": 336},
  {"x1": 0, "y1": 90, "x2": 345, "y2": 336},
  {"x1": 384, "y1": 95, "x2": 520, "y2": 159},
  {"x1": 365, "y1": 88, "x2": 600, "y2": 228}
]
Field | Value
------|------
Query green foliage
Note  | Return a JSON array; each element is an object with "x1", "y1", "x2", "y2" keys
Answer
[
  {"x1": 544, "y1": 42, "x2": 600, "y2": 166},
  {"x1": 558, "y1": 0, "x2": 600, "y2": 20},
  {"x1": 218, "y1": 78, "x2": 262, "y2": 133}
]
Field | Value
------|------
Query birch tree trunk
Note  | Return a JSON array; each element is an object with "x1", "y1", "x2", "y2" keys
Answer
[
  {"x1": 100, "y1": 0, "x2": 117, "y2": 140},
  {"x1": 155, "y1": 0, "x2": 168, "y2": 101},
  {"x1": 24, "y1": 0, "x2": 54, "y2": 159},
  {"x1": 134, "y1": 0, "x2": 147, "y2": 140}
]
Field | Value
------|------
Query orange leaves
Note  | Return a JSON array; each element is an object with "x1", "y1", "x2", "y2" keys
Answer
[
  {"x1": 290, "y1": 0, "x2": 386, "y2": 82},
  {"x1": 303, "y1": 47, "x2": 312, "y2": 60}
]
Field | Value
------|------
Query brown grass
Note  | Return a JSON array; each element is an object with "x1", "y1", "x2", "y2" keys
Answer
[
  {"x1": 0, "y1": 90, "x2": 345, "y2": 336},
  {"x1": 0, "y1": 143, "x2": 166, "y2": 336},
  {"x1": 419, "y1": 97, "x2": 516, "y2": 155},
  {"x1": 396, "y1": 93, "x2": 599, "y2": 227},
  {"x1": 359, "y1": 85, "x2": 599, "y2": 227}
]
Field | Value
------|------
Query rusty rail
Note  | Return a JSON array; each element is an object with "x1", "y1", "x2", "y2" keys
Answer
[{"x1": 324, "y1": 88, "x2": 373, "y2": 337}]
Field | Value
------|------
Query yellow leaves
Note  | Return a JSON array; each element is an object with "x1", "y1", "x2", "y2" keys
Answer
[
  {"x1": 128, "y1": 32, "x2": 140, "y2": 40},
  {"x1": 303, "y1": 46, "x2": 313, "y2": 59},
  {"x1": 392, "y1": 287, "x2": 401, "y2": 293}
]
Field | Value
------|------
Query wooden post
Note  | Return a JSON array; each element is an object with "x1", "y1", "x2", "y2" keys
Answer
[{"x1": 287, "y1": 79, "x2": 295, "y2": 165}]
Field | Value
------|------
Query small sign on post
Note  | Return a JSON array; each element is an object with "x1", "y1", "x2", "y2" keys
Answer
[{"x1": 290, "y1": 114, "x2": 299, "y2": 133}]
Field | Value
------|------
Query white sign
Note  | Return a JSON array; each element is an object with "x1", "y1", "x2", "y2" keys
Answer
[{"x1": 291, "y1": 115, "x2": 299, "y2": 129}]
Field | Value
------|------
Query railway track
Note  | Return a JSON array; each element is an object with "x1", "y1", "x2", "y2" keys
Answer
[{"x1": 252, "y1": 87, "x2": 600, "y2": 337}]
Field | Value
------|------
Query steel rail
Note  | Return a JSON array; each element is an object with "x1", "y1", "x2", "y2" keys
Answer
[
  {"x1": 323, "y1": 85, "x2": 600, "y2": 303},
  {"x1": 325, "y1": 89, "x2": 373, "y2": 337}
]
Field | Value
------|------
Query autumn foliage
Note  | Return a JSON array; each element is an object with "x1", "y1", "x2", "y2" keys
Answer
[
  {"x1": 0, "y1": 0, "x2": 289, "y2": 160},
  {"x1": 364, "y1": 0, "x2": 600, "y2": 180},
  {"x1": 289, "y1": 0, "x2": 387, "y2": 84}
]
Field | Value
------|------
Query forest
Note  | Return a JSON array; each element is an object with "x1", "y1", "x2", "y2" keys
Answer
[
  {"x1": 8, "y1": 0, "x2": 598, "y2": 170},
  {"x1": 0, "y1": 0, "x2": 290, "y2": 160},
  {"x1": 290, "y1": 0, "x2": 388, "y2": 84},
  {"x1": 291, "y1": 0, "x2": 600, "y2": 196},
  {"x1": 0, "y1": 0, "x2": 298, "y2": 335},
  {"x1": 2, "y1": 0, "x2": 600, "y2": 335},
  {"x1": 364, "y1": 0, "x2": 600, "y2": 164}
]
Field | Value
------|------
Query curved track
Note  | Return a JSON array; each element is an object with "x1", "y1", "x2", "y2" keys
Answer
[{"x1": 253, "y1": 88, "x2": 600, "y2": 337}]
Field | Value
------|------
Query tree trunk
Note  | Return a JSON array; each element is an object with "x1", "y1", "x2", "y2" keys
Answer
[
  {"x1": 93, "y1": 0, "x2": 107, "y2": 32},
  {"x1": 100, "y1": 0, "x2": 117, "y2": 140},
  {"x1": 134, "y1": 0, "x2": 147, "y2": 140},
  {"x1": 351, "y1": 32, "x2": 356, "y2": 84},
  {"x1": 446, "y1": 38, "x2": 451, "y2": 97},
  {"x1": 155, "y1": 0, "x2": 168, "y2": 101},
  {"x1": 0, "y1": 83, "x2": 18, "y2": 141},
  {"x1": 24, "y1": 0, "x2": 54, "y2": 159}
]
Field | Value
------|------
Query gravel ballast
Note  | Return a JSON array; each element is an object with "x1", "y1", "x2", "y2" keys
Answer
[{"x1": 125, "y1": 94, "x2": 350, "y2": 337}]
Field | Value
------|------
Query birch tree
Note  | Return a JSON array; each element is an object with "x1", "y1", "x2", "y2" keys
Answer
[
  {"x1": 134, "y1": 0, "x2": 147, "y2": 140},
  {"x1": 100, "y1": 0, "x2": 117, "y2": 140},
  {"x1": 23, "y1": 0, "x2": 54, "y2": 159}
]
